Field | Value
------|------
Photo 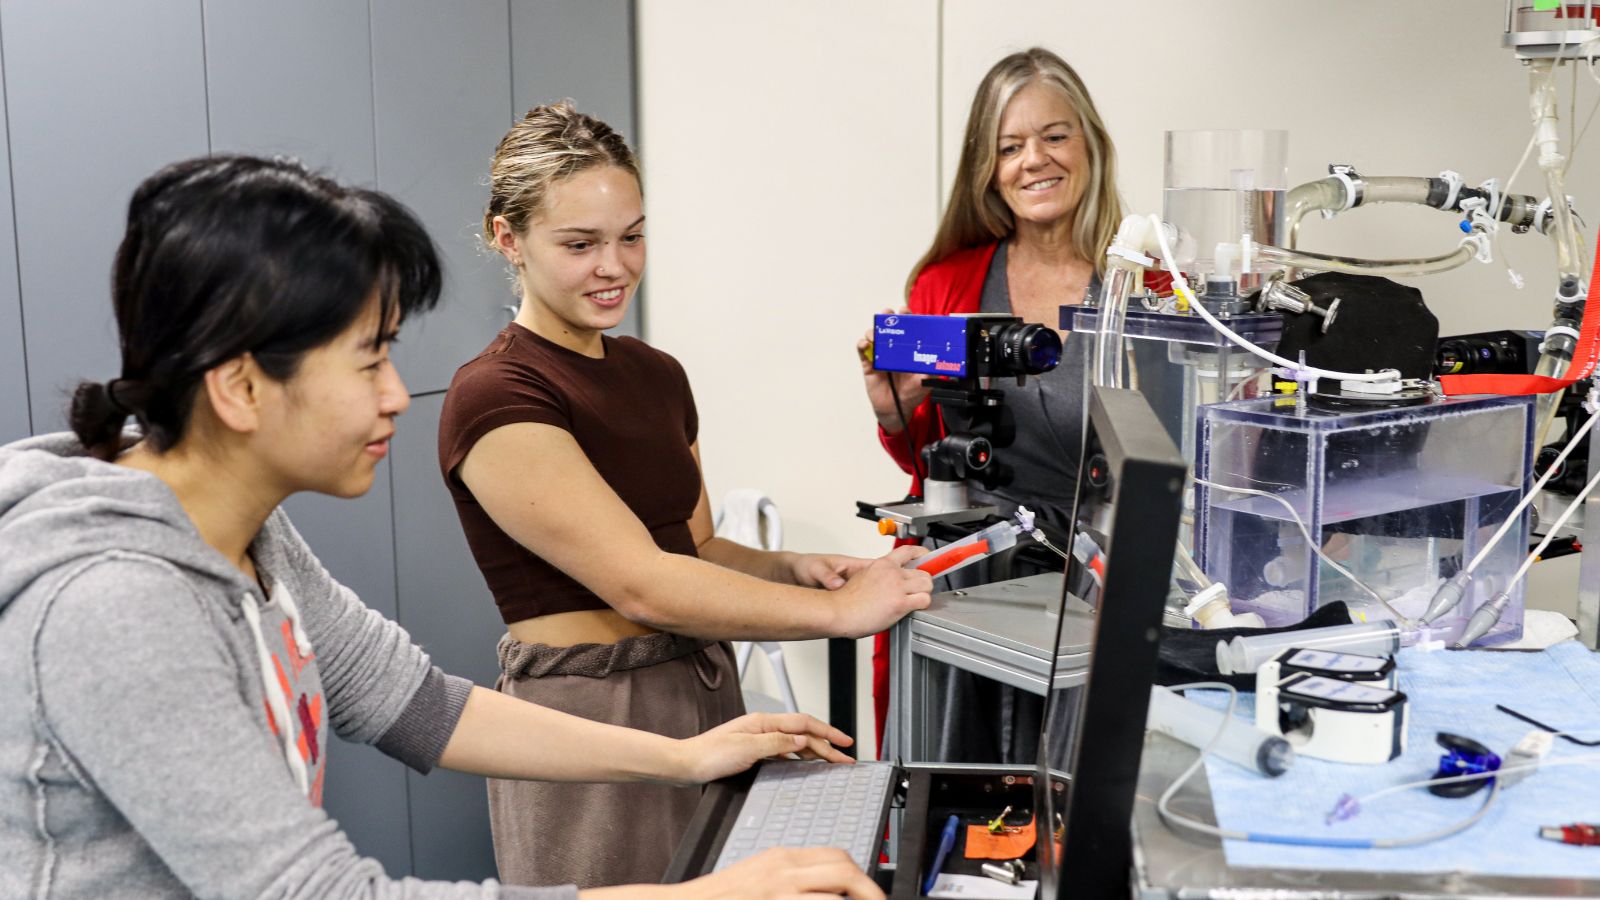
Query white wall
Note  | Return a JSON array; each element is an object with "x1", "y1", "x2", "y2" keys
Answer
[
  {"x1": 637, "y1": 1, "x2": 939, "y2": 747},
  {"x1": 941, "y1": 1, "x2": 1600, "y2": 336},
  {"x1": 638, "y1": 1, "x2": 1598, "y2": 749}
]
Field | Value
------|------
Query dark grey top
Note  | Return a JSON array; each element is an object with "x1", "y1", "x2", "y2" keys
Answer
[{"x1": 966, "y1": 240, "x2": 1095, "y2": 531}]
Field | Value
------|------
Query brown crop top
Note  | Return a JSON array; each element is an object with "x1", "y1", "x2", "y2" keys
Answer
[{"x1": 438, "y1": 324, "x2": 702, "y2": 625}]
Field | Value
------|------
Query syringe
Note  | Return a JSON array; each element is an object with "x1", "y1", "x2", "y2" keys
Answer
[
  {"x1": 907, "y1": 518, "x2": 1025, "y2": 578},
  {"x1": 906, "y1": 508, "x2": 1042, "y2": 579},
  {"x1": 1147, "y1": 686, "x2": 1293, "y2": 776}
]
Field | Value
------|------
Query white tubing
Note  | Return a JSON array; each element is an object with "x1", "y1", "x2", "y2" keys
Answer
[
  {"x1": 1148, "y1": 215, "x2": 1398, "y2": 384},
  {"x1": 1508, "y1": 463, "x2": 1600, "y2": 594},
  {"x1": 1466, "y1": 406, "x2": 1598, "y2": 576}
]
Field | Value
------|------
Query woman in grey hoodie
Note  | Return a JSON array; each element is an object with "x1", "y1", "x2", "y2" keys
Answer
[{"x1": 0, "y1": 155, "x2": 882, "y2": 900}]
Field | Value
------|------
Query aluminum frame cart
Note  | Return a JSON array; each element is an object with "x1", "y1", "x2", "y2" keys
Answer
[{"x1": 884, "y1": 572, "x2": 1096, "y2": 764}]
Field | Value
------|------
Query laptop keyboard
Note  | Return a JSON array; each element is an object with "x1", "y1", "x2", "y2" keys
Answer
[{"x1": 713, "y1": 760, "x2": 898, "y2": 872}]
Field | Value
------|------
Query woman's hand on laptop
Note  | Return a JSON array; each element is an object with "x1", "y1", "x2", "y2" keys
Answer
[{"x1": 677, "y1": 712, "x2": 854, "y2": 784}]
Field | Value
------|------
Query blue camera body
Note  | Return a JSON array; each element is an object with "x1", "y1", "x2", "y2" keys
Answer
[
  {"x1": 872, "y1": 313, "x2": 1062, "y2": 380},
  {"x1": 872, "y1": 314, "x2": 973, "y2": 377}
]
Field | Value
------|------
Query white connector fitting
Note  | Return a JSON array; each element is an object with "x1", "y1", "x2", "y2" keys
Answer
[
  {"x1": 1184, "y1": 584, "x2": 1266, "y2": 629},
  {"x1": 1338, "y1": 370, "x2": 1404, "y2": 395}
]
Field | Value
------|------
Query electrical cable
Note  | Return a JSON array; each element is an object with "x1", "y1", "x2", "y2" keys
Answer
[
  {"x1": 1499, "y1": 130, "x2": 1541, "y2": 283},
  {"x1": 1148, "y1": 216, "x2": 1400, "y2": 385},
  {"x1": 1564, "y1": 42, "x2": 1600, "y2": 176},
  {"x1": 1155, "y1": 683, "x2": 1507, "y2": 849},
  {"x1": 1192, "y1": 477, "x2": 1414, "y2": 628},
  {"x1": 1495, "y1": 704, "x2": 1600, "y2": 746},
  {"x1": 887, "y1": 373, "x2": 925, "y2": 484}
]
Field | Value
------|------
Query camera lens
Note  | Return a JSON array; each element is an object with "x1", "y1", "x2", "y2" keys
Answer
[
  {"x1": 994, "y1": 322, "x2": 1063, "y2": 376},
  {"x1": 1435, "y1": 337, "x2": 1515, "y2": 376}
]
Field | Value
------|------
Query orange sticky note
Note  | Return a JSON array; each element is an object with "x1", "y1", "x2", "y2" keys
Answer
[{"x1": 963, "y1": 816, "x2": 1036, "y2": 860}]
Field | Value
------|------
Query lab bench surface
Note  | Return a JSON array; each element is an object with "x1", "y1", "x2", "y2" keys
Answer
[{"x1": 1131, "y1": 732, "x2": 1600, "y2": 899}]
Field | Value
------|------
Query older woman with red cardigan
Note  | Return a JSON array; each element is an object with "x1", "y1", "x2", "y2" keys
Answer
[{"x1": 857, "y1": 47, "x2": 1171, "y2": 757}]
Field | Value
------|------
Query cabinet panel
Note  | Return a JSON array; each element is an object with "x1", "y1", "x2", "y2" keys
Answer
[
  {"x1": 510, "y1": 0, "x2": 634, "y2": 136},
  {"x1": 510, "y1": 0, "x2": 639, "y2": 338},
  {"x1": 203, "y1": 0, "x2": 376, "y2": 185},
  {"x1": 0, "y1": 35, "x2": 28, "y2": 442},
  {"x1": 391, "y1": 391, "x2": 501, "y2": 881},
  {"x1": 373, "y1": 0, "x2": 514, "y2": 395},
  {"x1": 4, "y1": 0, "x2": 209, "y2": 433}
]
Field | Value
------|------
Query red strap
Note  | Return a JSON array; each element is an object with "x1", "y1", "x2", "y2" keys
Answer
[{"x1": 1439, "y1": 228, "x2": 1600, "y2": 396}]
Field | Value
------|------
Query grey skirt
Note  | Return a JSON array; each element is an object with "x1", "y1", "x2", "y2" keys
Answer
[{"x1": 487, "y1": 631, "x2": 745, "y2": 889}]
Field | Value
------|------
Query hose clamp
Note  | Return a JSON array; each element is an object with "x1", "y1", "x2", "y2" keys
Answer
[
  {"x1": 1458, "y1": 230, "x2": 1493, "y2": 263},
  {"x1": 1538, "y1": 323, "x2": 1580, "y2": 355},
  {"x1": 1478, "y1": 178, "x2": 1503, "y2": 223},
  {"x1": 1437, "y1": 170, "x2": 1464, "y2": 211},
  {"x1": 1535, "y1": 197, "x2": 1554, "y2": 234},
  {"x1": 1328, "y1": 164, "x2": 1362, "y2": 212}
]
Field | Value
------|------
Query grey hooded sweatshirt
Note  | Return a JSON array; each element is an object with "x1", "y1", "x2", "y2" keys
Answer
[{"x1": 0, "y1": 433, "x2": 576, "y2": 900}]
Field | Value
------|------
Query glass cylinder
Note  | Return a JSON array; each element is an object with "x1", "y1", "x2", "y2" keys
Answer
[{"x1": 1163, "y1": 130, "x2": 1289, "y2": 287}]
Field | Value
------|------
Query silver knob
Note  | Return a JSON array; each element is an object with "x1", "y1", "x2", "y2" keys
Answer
[{"x1": 1261, "y1": 281, "x2": 1339, "y2": 334}]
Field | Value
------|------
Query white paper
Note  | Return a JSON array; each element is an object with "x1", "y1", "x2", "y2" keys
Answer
[{"x1": 926, "y1": 872, "x2": 1038, "y2": 899}]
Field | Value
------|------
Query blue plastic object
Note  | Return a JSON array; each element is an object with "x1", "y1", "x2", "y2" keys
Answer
[{"x1": 1429, "y1": 733, "x2": 1501, "y2": 798}]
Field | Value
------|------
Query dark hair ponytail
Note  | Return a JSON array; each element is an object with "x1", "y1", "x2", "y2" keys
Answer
[
  {"x1": 69, "y1": 381, "x2": 128, "y2": 461},
  {"x1": 69, "y1": 155, "x2": 442, "y2": 460}
]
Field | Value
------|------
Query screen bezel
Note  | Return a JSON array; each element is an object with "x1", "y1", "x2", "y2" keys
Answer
[{"x1": 1034, "y1": 385, "x2": 1187, "y2": 899}]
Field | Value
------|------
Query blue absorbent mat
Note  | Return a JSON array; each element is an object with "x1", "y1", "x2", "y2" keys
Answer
[{"x1": 1187, "y1": 640, "x2": 1600, "y2": 878}]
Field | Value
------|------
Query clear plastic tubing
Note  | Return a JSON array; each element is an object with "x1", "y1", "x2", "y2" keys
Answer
[
  {"x1": 1215, "y1": 621, "x2": 1401, "y2": 676},
  {"x1": 1531, "y1": 61, "x2": 1585, "y2": 282},
  {"x1": 1529, "y1": 59, "x2": 1585, "y2": 447},
  {"x1": 1093, "y1": 263, "x2": 1136, "y2": 388},
  {"x1": 1534, "y1": 353, "x2": 1571, "y2": 448},
  {"x1": 1285, "y1": 177, "x2": 1432, "y2": 250},
  {"x1": 1147, "y1": 686, "x2": 1293, "y2": 777},
  {"x1": 1252, "y1": 241, "x2": 1473, "y2": 278}
]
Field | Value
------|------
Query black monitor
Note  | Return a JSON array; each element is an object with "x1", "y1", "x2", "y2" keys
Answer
[{"x1": 1035, "y1": 385, "x2": 1186, "y2": 899}]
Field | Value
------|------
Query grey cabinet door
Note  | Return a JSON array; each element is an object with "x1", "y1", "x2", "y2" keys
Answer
[
  {"x1": 373, "y1": 0, "x2": 515, "y2": 396},
  {"x1": 391, "y1": 391, "x2": 502, "y2": 881},
  {"x1": 4, "y1": 0, "x2": 209, "y2": 433},
  {"x1": 203, "y1": 0, "x2": 376, "y2": 185},
  {"x1": 0, "y1": 35, "x2": 27, "y2": 442},
  {"x1": 510, "y1": 0, "x2": 634, "y2": 139}
]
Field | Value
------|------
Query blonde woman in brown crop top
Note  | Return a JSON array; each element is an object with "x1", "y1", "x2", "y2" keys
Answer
[{"x1": 437, "y1": 103, "x2": 932, "y2": 895}]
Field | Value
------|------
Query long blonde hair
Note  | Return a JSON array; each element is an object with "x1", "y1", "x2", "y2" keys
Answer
[{"x1": 907, "y1": 48, "x2": 1120, "y2": 295}]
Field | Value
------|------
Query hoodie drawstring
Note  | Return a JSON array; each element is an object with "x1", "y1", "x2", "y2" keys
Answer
[
  {"x1": 271, "y1": 580, "x2": 314, "y2": 659},
  {"x1": 240, "y1": 591, "x2": 311, "y2": 796}
]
